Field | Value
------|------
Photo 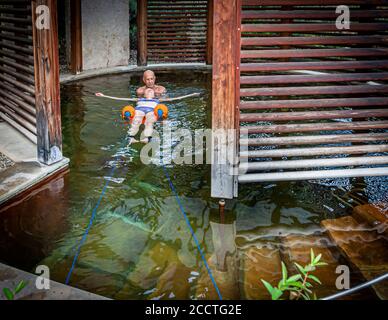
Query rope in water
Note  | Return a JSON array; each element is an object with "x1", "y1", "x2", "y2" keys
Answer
[
  {"x1": 65, "y1": 137, "x2": 223, "y2": 300},
  {"x1": 65, "y1": 139, "x2": 126, "y2": 285},
  {"x1": 162, "y1": 165, "x2": 223, "y2": 300}
]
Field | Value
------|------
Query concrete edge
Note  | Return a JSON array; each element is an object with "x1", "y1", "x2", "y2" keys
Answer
[
  {"x1": 0, "y1": 157, "x2": 70, "y2": 205},
  {"x1": 0, "y1": 262, "x2": 110, "y2": 300},
  {"x1": 60, "y1": 63, "x2": 212, "y2": 84}
]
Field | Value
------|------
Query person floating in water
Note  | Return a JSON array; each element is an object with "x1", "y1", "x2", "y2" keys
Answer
[
  {"x1": 127, "y1": 88, "x2": 162, "y2": 144},
  {"x1": 95, "y1": 70, "x2": 200, "y2": 145}
]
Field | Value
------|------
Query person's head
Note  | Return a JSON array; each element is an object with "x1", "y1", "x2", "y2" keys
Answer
[
  {"x1": 143, "y1": 70, "x2": 156, "y2": 88},
  {"x1": 144, "y1": 88, "x2": 155, "y2": 99}
]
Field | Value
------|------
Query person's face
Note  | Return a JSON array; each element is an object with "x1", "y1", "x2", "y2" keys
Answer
[{"x1": 143, "y1": 73, "x2": 155, "y2": 88}]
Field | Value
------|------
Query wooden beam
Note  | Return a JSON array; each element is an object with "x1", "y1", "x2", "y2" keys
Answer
[
  {"x1": 32, "y1": 0, "x2": 63, "y2": 165},
  {"x1": 206, "y1": 0, "x2": 213, "y2": 65},
  {"x1": 70, "y1": 0, "x2": 82, "y2": 74},
  {"x1": 211, "y1": 0, "x2": 240, "y2": 199},
  {"x1": 137, "y1": 0, "x2": 147, "y2": 66}
]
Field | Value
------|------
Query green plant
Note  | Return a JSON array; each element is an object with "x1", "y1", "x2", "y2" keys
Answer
[
  {"x1": 261, "y1": 249, "x2": 327, "y2": 300},
  {"x1": 3, "y1": 280, "x2": 29, "y2": 300}
]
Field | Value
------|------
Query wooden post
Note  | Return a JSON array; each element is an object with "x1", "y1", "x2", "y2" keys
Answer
[
  {"x1": 32, "y1": 0, "x2": 63, "y2": 165},
  {"x1": 211, "y1": 0, "x2": 240, "y2": 199},
  {"x1": 70, "y1": 0, "x2": 82, "y2": 74},
  {"x1": 206, "y1": 0, "x2": 213, "y2": 65},
  {"x1": 137, "y1": 0, "x2": 147, "y2": 66}
]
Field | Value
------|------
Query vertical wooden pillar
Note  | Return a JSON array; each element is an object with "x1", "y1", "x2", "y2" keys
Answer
[
  {"x1": 137, "y1": 0, "x2": 147, "y2": 66},
  {"x1": 32, "y1": 0, "x2": 63, "y2": 165},
  {"x1": 206, "y1": 0, "x2": 213, "y2": 65},
  {"x1": 70, "y1": 0, "x2": 82, "y2": 74},
  {"x1": 211, "y1": 0, "x2": 240, "y2": 199}
]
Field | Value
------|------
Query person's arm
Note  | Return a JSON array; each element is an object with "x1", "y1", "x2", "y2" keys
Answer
[
  {"x1": 95, "y1": 92, "x2": 139, "y2": 102},
  {"x1": 136, "y1": 87, "x2": 145, "y2": 97},
  {"x1": 159, "y1": 92, "x2": 200, "y2": 102}
]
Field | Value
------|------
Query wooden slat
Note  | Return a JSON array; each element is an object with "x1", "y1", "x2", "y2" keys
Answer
[
  {"x1": 0, "y1": 82, "x2": 35, "y2": 105},
  {"x1": 0, "y1": 88, "x2": 35, "y2": 114},
  {"x1": 0, "y1": 57, "x2": 34, "y2": 75},
  {"x1": 241, "y1": 133, "x2": 388, "y2": 146},
  {"x1": 240, "y1": 97, "x2": 388, "y2": 110},
  {"x1": 240, "y1": 73, "x2": 388, "y2": 85},
  {"x1": 241, "y1": 35, "x2": 388, "y2": 46},
  {"x1": 0, "y1": 73, "x2": 35, "y2": 95},
  {"x1": 240, "y1": 60, "x2": 388, "y2": 72},
  {"x1": 241, "y1": 156, "x2": 388, "y2": 172},
  {"x1": 240, "y1": 85, "x2": 388, "y2": 97},
  {"x1": 242, "y1": 10, "x2": 388, "y2": 20},
  {"x1": 241, "y1": 48, "x2": 388, "y2": 59},
  {"x1": 0, "y1": 65, "x2": 35, "y2": 85},
  {"x1": 242, "y1": 120, "x2": 388, "y2": 134},
  {"x1": 240, "y1": 144, "x2": 388, "y2": 158},
  {"x1": 242, "y1": 23, "x2": 388, "y2": 33},
  {"x1": 238, "y1": 167, "x2": 388, "y2": 183},
  {"x1": 242, "y1": 0, "x2": 388, "y2": 5}
]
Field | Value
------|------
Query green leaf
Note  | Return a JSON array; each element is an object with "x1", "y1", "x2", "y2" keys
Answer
[
  {"x1": 301, "y1": 292, "x2": 311, "y2": 300},
  {"x1": 281, "y1": 262, "x2": 288, "y2": 283},
  {"x1": 14, "y1": 280, "x2": 28, "y2": 294},
  {"x1": 272, "y1": 288, "x2": 283, "y2": 300},
  {"x1": 313, "y1": 254, "x2": 322, "y2": 265},
  {"x1": 308, "y1": 274, "x2": 322, "y2": 284},
  {"x1": 286, "y1": 281, "x2": 304, "y2": 289},
  {"x1": 287, "y1": 274, "x2": 302, "y2": 283},
  {"x1": 315, "y1": 262, "x2": 328, "y2": 267},
  {"x1": 261, "y1": 279, "x2": 275, "y2": 295},
  {"x1": 310, "y1": 248, "x2": 315, "y2": 263},
  {"x1": 3, "y1": 288, "x2": 14, "y2": 300},
  {"x1": 294, "y1": 262, "x2": 306, "y2": 275},
  {"x1": 304, "y1": 265, "x2": 316, "y2": 272}
]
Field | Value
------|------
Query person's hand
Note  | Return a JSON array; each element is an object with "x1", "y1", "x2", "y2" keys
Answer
[{"x1": 95, "y1": 92, "x2": 103, "y2": 97}]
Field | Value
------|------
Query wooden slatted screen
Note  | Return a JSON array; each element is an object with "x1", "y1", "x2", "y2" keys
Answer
[
  {"x1": 0, "y1": 0, "x2": 36, "y2": 142},
  {"x1": 147, "y1": 0, "x2": 208, "y2": 63},
  {"x1": 238, "y1": 0, "x2": 388, "y2": 183}
]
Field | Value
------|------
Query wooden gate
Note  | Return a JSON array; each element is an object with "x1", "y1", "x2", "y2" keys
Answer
[
  {"x1": 137, "y1": 0, "x2": 210, "y2": 65},
  {"x1": 212, "y1": 0, "x2": 388, "y2": 198}
]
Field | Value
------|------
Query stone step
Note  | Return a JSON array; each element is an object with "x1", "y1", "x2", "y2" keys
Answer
[
  {"x1": 353, "y1": 203, "x2": 388, "y2": 235},
  {"x1": 239, "y1": 243, "x2": 282, "y2": 300},
  {"x1": 280, "y1": 234, "x2": 342, "y2": 299},
  {"x1": 321, "y1": 215, "x2": 388, "y2": 300}
]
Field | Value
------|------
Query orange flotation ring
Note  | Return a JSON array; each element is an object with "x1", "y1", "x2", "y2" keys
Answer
[
  {"x1": 121, "y1": 105, "x2": 135, "y2": 121},
  {"x1": 154, "y1": 104, "x2": 169, "y2": 120}
]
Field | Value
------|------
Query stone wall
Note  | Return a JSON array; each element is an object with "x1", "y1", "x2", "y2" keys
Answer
[{"x1": 81, "y1": 0, "x2": 129, "y2": 70}]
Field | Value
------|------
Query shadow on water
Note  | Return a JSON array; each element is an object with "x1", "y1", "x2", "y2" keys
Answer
[{"x1": 0, "y1": 70, "x2": 386, "y2": 299}]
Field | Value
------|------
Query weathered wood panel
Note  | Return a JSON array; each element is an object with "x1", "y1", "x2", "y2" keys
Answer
[
  {"x1": 70, "y1": 0, "x2": 82, "y2": 74},
  {"x1": 32, "y1": 0, "x2": 63, "y2": 165},
  {"x1": 211, "y1": 0, "x2": 239, "y2": 199}
]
